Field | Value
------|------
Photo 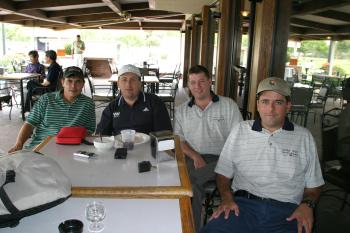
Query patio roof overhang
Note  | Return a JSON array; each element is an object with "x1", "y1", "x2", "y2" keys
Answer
[{"x1": 0, "y1": 0, "x2": 193, "y2": 31}]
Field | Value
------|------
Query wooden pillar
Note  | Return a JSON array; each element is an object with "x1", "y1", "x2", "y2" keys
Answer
[
  {"x1": 247, "y1": 0, "x2": 291, "y2": 118},
  {"x1": 182, "y1": 22, "x2": 191, "y2": 86},
  {"x1": 189, "y1": 16, "x2": 199, "y2": 69},
  {"x1": 200, "y1": 6, "x2": 211, "y2": 68},
  {"x1": 215, "y1": 0, "x2": 242, "y2": 98}
]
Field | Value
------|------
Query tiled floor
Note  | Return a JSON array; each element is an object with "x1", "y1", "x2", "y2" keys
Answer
[{"x1": 0, "y1": 82, "x2": 349, "y2": 232}]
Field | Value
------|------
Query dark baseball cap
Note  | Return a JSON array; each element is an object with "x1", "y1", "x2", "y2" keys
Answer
[{"x1": 64, "y1": 66, "x2": 84, "y2": 80}]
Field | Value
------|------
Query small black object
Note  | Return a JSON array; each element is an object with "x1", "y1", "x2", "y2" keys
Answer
[
  {"x1": 138, "y1": 161, "x2": 152, "y2": 173},
  {"x1": 58, "y1": 219, "x2": 83, "y2": 233},
  {"x1": 114, "y1": 148, "x2": 127, "y2": 159}
]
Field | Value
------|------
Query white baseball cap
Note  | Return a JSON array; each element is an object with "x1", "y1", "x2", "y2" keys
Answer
[{"x1": 118, "y1": 64, "x2": 141, "y2": 78}]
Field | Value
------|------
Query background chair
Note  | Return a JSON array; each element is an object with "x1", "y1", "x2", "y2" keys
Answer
[
  {"x1": 84, "y1": 58, "x2": 114, "y2": 108},
  {"x1": 289, "y1": 87, "x2": 313, "y2": 126},
  {"x1": 157, "y1": 81, "x2": 178, "y2": 119},
  {"x1": 309, "y1": 86, "x2": 329, "y2": 123},
  {"x1": 320, "y1": 114, "x2": 350, "y2": 211},
  {"x1": 0, "y1": 86, "x2": 13, "y2": 119}
]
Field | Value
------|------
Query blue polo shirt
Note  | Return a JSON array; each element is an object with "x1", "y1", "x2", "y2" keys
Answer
[{"x1": 96, "y1": 92, "x2": 172, "y2": 135}]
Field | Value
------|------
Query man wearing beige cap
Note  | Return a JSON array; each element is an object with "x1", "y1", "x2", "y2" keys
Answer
[
  {"x1": 96, "y1": 64, "x2": 172, "y2": 135},
  {"x1": 200, "y1": 77, "x2": 324, "y2": 233}
]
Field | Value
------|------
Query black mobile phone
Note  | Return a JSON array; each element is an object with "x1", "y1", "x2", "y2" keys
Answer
[{"x1": 114, "y1": 148, "x2": 127, "y2": 159}]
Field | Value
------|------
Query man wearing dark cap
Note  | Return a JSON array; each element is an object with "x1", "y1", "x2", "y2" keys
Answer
[
  {"x1": 9, "y1": 66, "x2": 95, "y2": 152},
  {"x1": 24, "y1": 50, "x2": 62, "y2": 112},
  {"x1": 200, "y1": 77, "x2": 324, "y2": 233},
  {"x1": 96, "y1": 64, "x2": 172, "y2": 135}
]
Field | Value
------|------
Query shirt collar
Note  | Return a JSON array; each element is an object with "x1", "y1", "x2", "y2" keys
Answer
[
  {"x1": 251, "y1": 117, "x2": 294, "y2": 132},
  {"x1": 117, "y1": 91, "x2": 145, "y2": 107},
  {"x1": 188, "y1": 91, "x2": 219, "y2": 107}
]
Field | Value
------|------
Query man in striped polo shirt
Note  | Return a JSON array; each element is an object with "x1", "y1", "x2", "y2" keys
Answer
[
  {"x1": 9, "y1": 66, "x2": 95, "y2": 152},
  {"x1": 174, "y1": 65, "x2": 242, "y2": 232},
  {"x1": 201, "y1": 77, "x2": 324, "y2": 233}
]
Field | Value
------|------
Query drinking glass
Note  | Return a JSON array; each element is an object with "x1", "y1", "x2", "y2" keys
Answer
[{"x1": 85, "y1": 201, "x2": 106, "y2": 232}]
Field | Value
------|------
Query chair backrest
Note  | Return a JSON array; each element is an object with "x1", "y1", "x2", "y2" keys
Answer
[
  {"x1": 322, "y1": 125, "x2": 338, "y2": 163},
  {"x1": 291, "y1": 87, "x2": 313, "y2": 106},
  {"x1": 319, "y1": 86, "x2": 328, "y2": 97},
  {"x1": 84, "y1": 58, "x2": 112, "y2": 78}
]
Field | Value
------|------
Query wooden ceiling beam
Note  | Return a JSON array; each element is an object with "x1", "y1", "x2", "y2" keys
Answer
[
  {"x1": 121, "y1": 2, "x2": 149, "y2": 11},
  {"x1": 67, "y1": 12, "x2": 121, "y2": 23},
  {"x1": 47, "y1": 6, "x2": 112, "y2": 18},
  {"x1": 102, "y1": 0, "x2": 122, "y2": 15},
  {"x1": 15, "y1": 0, "x2": 100, "y2": 10},
  {"x1": 0, "y1": 0, "x2": 16, "y2": 11},
  {"x1": 131, "y1": 10, "x2": 184, "y2": 17},
  {"x1": 0, "y1": 14, "x2": 30, "y2": 22},
  {"x1": 313, "y1": 10, "x2": 350, "y2": 23},
  {"x1": 292, "y1": 0, "x2": 350, "y2": 16},
  {"x1": 290, "y1": 18, "x2": 335, "y2": 31}
]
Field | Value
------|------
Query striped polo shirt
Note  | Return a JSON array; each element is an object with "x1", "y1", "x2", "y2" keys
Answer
[
  {"x1": 25, "y1": 91, "x2": 96, "y2": 148},
  {"x1": 215, "y1": 119, "x2": 324, "y2": 204},
  {"x1": 174, "y1": 94, "x2": 242, "y2": 155}
]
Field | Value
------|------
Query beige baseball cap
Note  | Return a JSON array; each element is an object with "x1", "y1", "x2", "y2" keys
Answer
[
  {"x1": 118, "y1": 64, "x2": 141, "y2": 78},
  {"x1": 256, "y1": 77, "x2": 291, "y2": 97}
]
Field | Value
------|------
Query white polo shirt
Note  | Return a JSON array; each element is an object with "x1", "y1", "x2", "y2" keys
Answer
[
  {"x1": 174, "y1": 94, "x2": 242, "y2": 156},
  {"x1": 215, "y1": 119, "x2": 324, "y2": 204}
]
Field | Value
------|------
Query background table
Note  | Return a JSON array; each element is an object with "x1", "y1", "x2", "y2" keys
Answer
[{"x1": 0, "y1": 73, "x2": 40, "y2": 120}]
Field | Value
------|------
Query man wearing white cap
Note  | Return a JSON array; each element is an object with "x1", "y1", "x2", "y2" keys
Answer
[
  {"x1": 200, "y1": 77, "x2": 324, "y2": 233},
  {"x1": 96, "y1": 64, "x2": 172, "y2": 135}
]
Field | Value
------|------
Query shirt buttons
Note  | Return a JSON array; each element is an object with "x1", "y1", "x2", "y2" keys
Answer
[{"x1": 269, "y1": 143, "x2": 272, "y2": 146}]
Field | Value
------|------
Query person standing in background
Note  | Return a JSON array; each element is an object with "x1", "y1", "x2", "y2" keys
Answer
[{"x1": 72, "y1": 35, "x2": 85, "y2": 68}]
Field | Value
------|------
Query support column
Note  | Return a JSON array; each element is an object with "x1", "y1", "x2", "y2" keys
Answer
[
  {"x1": 182, "y1": 22, "x2": 191, "y2": 86},
  {"x1": 247, "y1": 0, "x2": 291, "y2": 118},
  {"x1": 199, "y1": 6, "x2": 212, "y2": 69},
  {"x1": 328, "y1": 40, "x2": 335, "y2": 76},
  {"x1": 215, "y1": 0, "x2": 242, "y2": 98}
]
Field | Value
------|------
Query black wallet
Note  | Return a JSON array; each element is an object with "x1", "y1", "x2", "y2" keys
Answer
[
  {"x1": 138, "y1": 161, "x2": 152, "y2": 173},
  {"x1": 114, "y1": 148, "x2": 127, "y2": 159}
]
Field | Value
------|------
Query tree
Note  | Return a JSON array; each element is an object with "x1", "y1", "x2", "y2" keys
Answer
[
  {"x1": 299, "y1": 40, "x2": 328, "y2": 58},
  {"x1": 335, "y1": 40, "x2": 350, "y2": 59}
]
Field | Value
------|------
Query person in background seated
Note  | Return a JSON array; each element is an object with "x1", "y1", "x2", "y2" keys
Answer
[
  {"x1": 24, "y1": 50, "x2": 45, "y2": 79},
  {"x1": 200, "y1": 77, "x2": 324, "y2": 233},
  {"x1": 24, "y1": 50, "x2": 62, "y2": 112},
  {"x1": 9, "y1": 66, "x2": 95, "y2": 152},
  {"x1": 174, "y1": 65, "x2": 242, "y2": 232},
  {"x1": 96, "y1": 64, "x2": 172, "y2": 135}
]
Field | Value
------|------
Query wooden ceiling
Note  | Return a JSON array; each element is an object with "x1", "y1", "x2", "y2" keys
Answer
[
  {"x1": 1, "y1": 0, "x2": 350, "y2": 40},
  {"x1": 290, "y1": 0, "x2": 350, "y2": 40},
  {"x1": 0, "y1": 0, "x2": 186, "y2": 30}
]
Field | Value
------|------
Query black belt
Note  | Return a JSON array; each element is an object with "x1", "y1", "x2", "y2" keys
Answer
[{"x1": 234, "y1": 190, "x2": 271, "y2": 201}]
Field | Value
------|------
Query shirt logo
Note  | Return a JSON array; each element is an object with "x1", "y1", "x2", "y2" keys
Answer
[
  {"x1": 282, "y1": 148, "x2": 299, "y2": 157},
  {"x1": 113, "y1": 112, "x2": 120, "y2": 118},
  {"x1": 143, "y1": 107, "x2": 150, "y2": 112}
]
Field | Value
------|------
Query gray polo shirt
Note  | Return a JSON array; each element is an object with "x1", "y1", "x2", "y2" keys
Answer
[
  {"x1": 215, "y1": 119, "x2": 325, "y2": 204},
  {"x1": 174, "y1": 94, "x2": 242, "y2": 155}
]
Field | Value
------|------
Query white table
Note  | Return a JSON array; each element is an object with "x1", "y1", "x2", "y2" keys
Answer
[
  {"x1": 0, "y1": 73, "x2": 40, "y2": 120},
  {"x1": 34, "y1": 136, "x2": 195, "y2": 233},
  {"x1": 2, "y1": 198, "x2": 183, "y2": 233}
]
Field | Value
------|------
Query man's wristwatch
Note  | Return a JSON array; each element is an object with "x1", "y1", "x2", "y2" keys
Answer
[{"x1": 301, "y1": 199, "x2": 317, "y2": 209}]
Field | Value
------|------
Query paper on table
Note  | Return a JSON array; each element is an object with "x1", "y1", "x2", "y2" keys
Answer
[{"x1": 158, "y1": 139, "x2": 175, "y2": 151}]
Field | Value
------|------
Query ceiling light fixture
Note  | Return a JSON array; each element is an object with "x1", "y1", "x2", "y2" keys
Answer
[{"x1": 241, "y1": 11, "x2": 249, "y2": 17}]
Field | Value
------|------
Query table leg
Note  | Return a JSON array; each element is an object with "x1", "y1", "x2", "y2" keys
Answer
[{"x1": 20, "y1": 79, "x2": 25, "y2": 121}]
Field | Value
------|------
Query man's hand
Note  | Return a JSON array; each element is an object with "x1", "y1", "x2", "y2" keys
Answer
[
  {"x1": 210, "y1": 197, "x2": 239, "y2": 220},
  {"x1": 286, "y1": 204, "x2": 314, "y2": 233},
  {"x1": 8, "y1": 143, "x2": 23, "y2": 153},
  {"x1": 193, "y1": 155, "x2": 206, "y2": 169}
]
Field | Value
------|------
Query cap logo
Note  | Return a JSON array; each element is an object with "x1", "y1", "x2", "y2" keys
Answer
[{"x1": 269, "y1": 80, "x2": 276, "y2": 86}]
